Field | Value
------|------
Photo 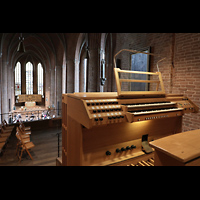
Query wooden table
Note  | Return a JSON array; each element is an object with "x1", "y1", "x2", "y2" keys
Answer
[
  {"x1": 25, "y1": 102, "x2": 36, "y2": 107},
  {"x1": 149, "y1": 129, "x2": 200, "y2": 166}
]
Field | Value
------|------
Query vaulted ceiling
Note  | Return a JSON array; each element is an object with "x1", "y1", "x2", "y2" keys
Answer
[{"x1": 0, "y1": 33, "x2": 67, "y2": 69}]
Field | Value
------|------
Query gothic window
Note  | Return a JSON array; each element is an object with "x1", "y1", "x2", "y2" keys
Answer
[
  {"x1": 79, "y1": 48, "x2": 88, "y2": 92},
  {"x1": 15, "y1": 62, "x2": 21, "y2": 96},
  {"x1": 37, "y1": 63, "x2": 43, "y2": 95},
  {"x1": 26, "y1": 62, "x2": 33, "y2": 94},
  {"x1": 83, "y1": 58, "x2": 88, "y2": 92}
]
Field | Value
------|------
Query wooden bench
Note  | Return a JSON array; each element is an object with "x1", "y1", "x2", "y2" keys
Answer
[
  {"x1": 0, "y1": 119, "x2": 16, "y2": 154},
  {"x1": 0, "y1": 125, "x2": 13, "y2": 154},
  {"x1": 3, "y1": 120, "x2": 15, "y2": 130},
  {"x1": 150, "y1": 129, "x2": 200, "y2": 166}
]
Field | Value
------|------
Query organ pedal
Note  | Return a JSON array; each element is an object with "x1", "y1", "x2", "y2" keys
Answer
[
  {"x1": 127, "y1": 158, "x2": 154, "y2": 166},
  {"x1": 141, "y1": 134, "x2": 154, "y2": 154}
]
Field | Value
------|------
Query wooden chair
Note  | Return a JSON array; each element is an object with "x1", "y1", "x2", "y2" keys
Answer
[
  {"x1": 19, "y1": 121, "x2": 31, "y2": 131},
  {"x1": 1, "y1": 126, "x2": 10, "y2": 133},
  {"x1": 19, "y1": 124, "x2": 31, "y2": 135},
  {"x1": 16, "y1": 127, "x2": 35, "y2": 162},
  {"x1": 16, "y1": 126, "x2": 30, "y2": 141},
  {"x1": 0, "y1": 142, "x2": 5, "y2": 154},
  {"x1": 1, "y1": 127, "x2": 12, "y2": 138},
  {"x1": 1, "y1": 122, "x2": 14, "y2": 140},
  {"x1": 16, "y1": 126, "x2": 30, "y2": 158},
  {"x1": 3, "y1": 119, "x2": 14, "y2": 130},
  {"x1": 1, "y1": 124, "x2": 13, "y2": 132},
  {"x1": 16, "y1": 127, "x2": 30, "y2": 159}
]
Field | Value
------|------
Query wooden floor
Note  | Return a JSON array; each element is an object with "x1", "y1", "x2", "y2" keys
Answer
[{"x1": 0, "y1": 127, "x2": 62, "y2": 166}]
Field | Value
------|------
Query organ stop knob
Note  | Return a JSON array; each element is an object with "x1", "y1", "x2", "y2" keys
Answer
[
  {"x1": 121, "y1": 147, "x2": 125, "y2": 151},
  {"x1": 116, "y1": 148, "x2": 121, "y2": 153},
  {"x1": 106, "y1": 151, "x2": 111, "y2": 155}
]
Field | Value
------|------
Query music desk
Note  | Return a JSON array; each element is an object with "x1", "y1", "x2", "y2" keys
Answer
[{"x1": 150, "y1": 129, "x2": 200, "y2": 166}]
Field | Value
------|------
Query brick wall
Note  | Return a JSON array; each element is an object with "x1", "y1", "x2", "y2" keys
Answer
[
  {"x1": 173, "y1": 33, "x2": 200, "y2": 131},
  {"x1": 115, "y1": 33, "x2": 200, "y2": 132}
]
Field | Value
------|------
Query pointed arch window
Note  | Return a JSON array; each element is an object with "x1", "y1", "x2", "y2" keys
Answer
[
  {"x1": 26, "y1": 62, "x2": 33, "y2": 94},
  {"x1": 15, "y1": 62, "x2": 21, "y2": 96},
  {"x1": 37, "y1": 63, "x2": 43, "y2": 95}
]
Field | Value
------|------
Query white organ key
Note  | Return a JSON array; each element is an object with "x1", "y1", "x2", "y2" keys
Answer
[
  {"x1": 127, "y1": 102, "x2": 176, "y2": 108},
  {"x1": 133, "y1": 108, "x2": 183, "y2": 115}
]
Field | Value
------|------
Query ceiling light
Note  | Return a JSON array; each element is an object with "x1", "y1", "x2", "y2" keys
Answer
[{"x1": 17, "y1": 33, "x2": 25, "y2": 53}]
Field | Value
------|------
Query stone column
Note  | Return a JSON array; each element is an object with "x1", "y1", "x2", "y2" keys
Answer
[
  {"x1": 7, "y1": 64, "x2": 12, "y2": 112},
  {"x1": 66, "y1": 59, "x2": 74, "y2": 93},
  {"x1": 50, "y1": 66, "x2": 55, "y2": 108},
  {"x1": 56, "y1": 65, "x2": 62, "y2": 112},
  {"x1": 45, "y1": 66, "x2": 51, "y2": 108},
  {"x1": 87, "y1": 49, "x2": 98, "y2": 92},
  {"x1": 1, "y1": 61, "x2": 8, "y2": 120},
  {"x1": 0, "y1": 56, "x2": 2, "y2": 123}
]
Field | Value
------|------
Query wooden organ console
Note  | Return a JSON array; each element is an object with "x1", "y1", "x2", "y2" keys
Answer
[
  {"x1": 61, "y1": 50, "x2": 199, "y2": 166},
  {"x1": 62, "y1": 91, "x2": 198, "y2": 166}
]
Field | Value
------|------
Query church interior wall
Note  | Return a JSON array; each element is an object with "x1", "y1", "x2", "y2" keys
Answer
[{"x1": 0, "y1": 33, "x2": 199, "y2": 131}]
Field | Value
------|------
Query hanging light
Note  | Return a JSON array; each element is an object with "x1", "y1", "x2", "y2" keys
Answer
[
  {"x1": 17, "y1": 33, "x2": 25, "y2": 53},
  {"x1": 84, "y1": 46, "x2": 90, "y2": 59},
  {"x1": 83, "y1": 33, "x2": 90, "y2": 59}
]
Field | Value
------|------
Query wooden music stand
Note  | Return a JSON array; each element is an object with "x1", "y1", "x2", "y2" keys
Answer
[
  {"x1": 113, "y1": 48, "x2": 166, "y2": 98},
  {"x1": 114, "y1": 68, "x2": 166, "y2": 98}
]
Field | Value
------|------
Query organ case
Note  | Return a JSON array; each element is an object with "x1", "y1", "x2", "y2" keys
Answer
[{"x1": 62, "y1": 91, "x2": 198, "y2": 166}]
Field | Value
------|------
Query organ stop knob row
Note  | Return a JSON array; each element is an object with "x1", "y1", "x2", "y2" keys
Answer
[{"x1": 106, "y1": 145, "x2": 136, "y2": 155}]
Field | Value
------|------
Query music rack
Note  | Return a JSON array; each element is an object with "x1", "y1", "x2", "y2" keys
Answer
[{"x1": 114, "y1": 68, "x2": 165, "y2": 98}]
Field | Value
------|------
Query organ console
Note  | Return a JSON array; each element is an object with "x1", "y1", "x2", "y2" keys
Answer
[
  {"x1": 62, "y1": 91, "x2": 198, "y2": 166},
  {"x1": 61, "y1": 50, "x2": 199, "y2": 166}
]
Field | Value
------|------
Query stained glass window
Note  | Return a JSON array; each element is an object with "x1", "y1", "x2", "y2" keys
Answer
[
  {"x1": 37, "y1": 63, "x2": 43, "y2": 95},
  {"x1": 15, "y1": 62, "x2": 21, "y2": 96},
  {"x1": 26, "y1": 62, "x2": 33, "y2": 94}
]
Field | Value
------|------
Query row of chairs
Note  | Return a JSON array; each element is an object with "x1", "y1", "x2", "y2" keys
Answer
[
  {"x1": 16, "y1": 122, "x2": 35, "y2": 162},
  {"x1": 0, "y1": 120, "x2": 14, "y2": 154}
]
